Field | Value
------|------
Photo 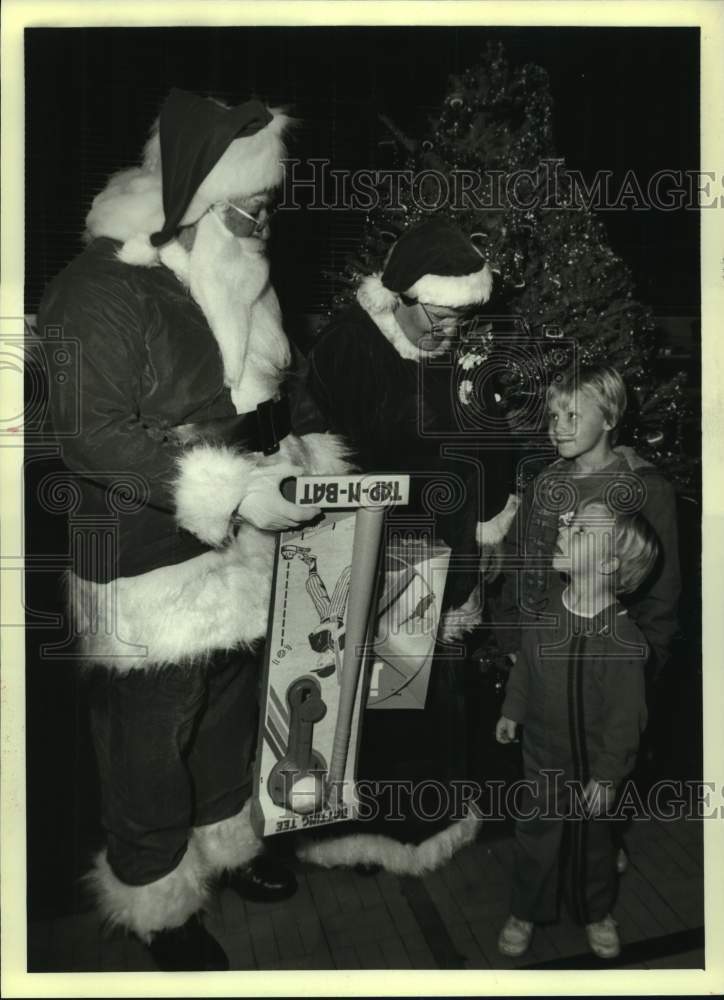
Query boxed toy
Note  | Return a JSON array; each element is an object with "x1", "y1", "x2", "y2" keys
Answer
[{"x1": 251, "y1": 473, "x2": 451, "y2": 837}]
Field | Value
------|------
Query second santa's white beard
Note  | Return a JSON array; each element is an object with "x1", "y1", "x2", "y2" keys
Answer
[{"x1": 186, "y1": 212, "x2": 291, "y2": 414}]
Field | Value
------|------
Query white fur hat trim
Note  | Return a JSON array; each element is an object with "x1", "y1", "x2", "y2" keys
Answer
[{"x1": 408, "y1": 262, "x2": 494, "y2": 308}]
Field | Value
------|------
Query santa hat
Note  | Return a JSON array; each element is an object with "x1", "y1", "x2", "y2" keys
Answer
[
  {"x1": 357, "y1": 218, "x2": 493, "y2": 315},
  {"x1": 149, "y1": 88, "x2": 275, "y2": 247},
  {"x1": 85, "y1": 88, "x2": 290, "y2": 266}
]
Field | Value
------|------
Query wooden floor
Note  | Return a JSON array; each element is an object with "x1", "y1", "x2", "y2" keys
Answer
[{"x1": 27, "y1": 811, "x2": 704, "y2": 972}]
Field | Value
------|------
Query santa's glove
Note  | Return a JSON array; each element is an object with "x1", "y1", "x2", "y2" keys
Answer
[{"x1": 235, "y1": 464, "x2": 321, "y2": 531}]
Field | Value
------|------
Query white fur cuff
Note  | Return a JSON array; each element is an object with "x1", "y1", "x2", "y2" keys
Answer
[
  {"x1": 192, "y1": 800, "x2": 263, "y2": 876},
  {"x1": 356, "y1": 274, "x2": 399, "y2": 315},
  {"x1": 175, "y1": 445, "x2": 259, "y2": 547},
  {"x1": 86, "y1": 843, "x2": 209, "y2": 943},
  {"x1": 476, "y1": 493, "x2": 520, "y2": 548},
  {"x1": 440, "y1": 583, "x2": 483, "y2": 641},
  {"x1": 297, "y1": 432, "x2": 355, "y2": 476}
]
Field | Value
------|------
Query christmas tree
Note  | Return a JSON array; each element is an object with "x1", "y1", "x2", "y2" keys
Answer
[{"x1": 329, "y1": 43, "x2": 695, "y2": 493}]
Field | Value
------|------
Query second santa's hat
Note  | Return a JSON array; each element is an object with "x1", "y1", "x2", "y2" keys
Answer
[{"x1": 357, "y1": 218, "x2": 493, "y2": 313}]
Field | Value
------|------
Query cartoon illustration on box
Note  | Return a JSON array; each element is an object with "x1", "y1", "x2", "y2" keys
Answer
[{"x1": 281, "y1": 544, "x2": 351, "y2": 680}]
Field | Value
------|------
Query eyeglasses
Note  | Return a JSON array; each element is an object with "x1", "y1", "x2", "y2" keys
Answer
[
  {"x1": 419, "y1": 301, "x2": 476, "y2": 335},
  {"x1": 216, "y1": 201, "x2": 276, "y2": 234}
]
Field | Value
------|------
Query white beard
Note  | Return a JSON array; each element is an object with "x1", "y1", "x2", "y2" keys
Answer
[{"x1": 180, "y1": 212, "x2": 291, "y2": 413}]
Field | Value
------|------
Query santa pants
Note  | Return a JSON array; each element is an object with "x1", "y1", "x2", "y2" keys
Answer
[
  {"x1": 86, "y1": 648, "x2": 264, "y2": 941},
  {"x1": 510, "y1": 767, "x2": 616, "y2": 925}
]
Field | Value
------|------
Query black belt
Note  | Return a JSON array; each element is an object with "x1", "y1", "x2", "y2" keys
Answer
[{"x1": 167, "y1": 396, "x2": 292, "y2": 456}]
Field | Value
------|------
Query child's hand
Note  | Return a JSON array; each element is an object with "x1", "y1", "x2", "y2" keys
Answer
[
  {"x1": 583, "y1": 778, "x2": 617, "y2": 816},
  {"x1": 495, "y1": 716, "x2": 518, "y2": 744}
]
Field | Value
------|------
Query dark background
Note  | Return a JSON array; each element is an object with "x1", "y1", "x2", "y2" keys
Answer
[
  {"x1": 26, "y1": 26, "x2": 700, "y2": 319},
  {"x1": 24, "y1": 26, "x2": 701, "y2": 919}
]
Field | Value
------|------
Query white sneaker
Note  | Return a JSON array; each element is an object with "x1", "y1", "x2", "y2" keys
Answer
[
  {"x1": 498, "y1": 915, "x2": 534, "y2": 957},
  {"x1": 616, "y1": 847, "x2": 628, "y2": 874},
  {"x1": 585, "y1": 914, "x2": 620, "y2": 959}
]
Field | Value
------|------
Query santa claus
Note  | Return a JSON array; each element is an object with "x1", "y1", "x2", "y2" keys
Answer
[
  {"x1": 300, "y1": 217, "x2": 520, "y2": 873},
  {"x1": 37, "y1": 88, "x2": 350, "y2": 970}
]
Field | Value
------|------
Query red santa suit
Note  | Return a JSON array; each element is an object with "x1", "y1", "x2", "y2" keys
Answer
[{"x1": 37, "y1": 89, "x2": 349, "y2": 956}]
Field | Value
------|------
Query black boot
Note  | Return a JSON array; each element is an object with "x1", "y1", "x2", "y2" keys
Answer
[
  {"x1": 226, "y1": 854, "x2": 297, "y2": 903},
  {"x1": 147, "y1": 914, "x2": 229, "y2": 971}
]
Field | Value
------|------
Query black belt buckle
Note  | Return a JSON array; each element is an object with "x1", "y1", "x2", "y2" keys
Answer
[{"x1": 256, "y1": 396, "x2": 291, "y2": 456}]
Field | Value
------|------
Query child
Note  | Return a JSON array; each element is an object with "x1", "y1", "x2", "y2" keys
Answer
[
  {"x1": 495, "y1": 500, "x2": 659, "y2": 959},
  {"x1": 498, "y1": 363, "x2": 680, "y2": 680}
]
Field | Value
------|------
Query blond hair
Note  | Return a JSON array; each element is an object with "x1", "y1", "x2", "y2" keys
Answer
[
  {"x1": 548, "y1": 364, "x2": 628, "y2": 443},
  {"x1": 577, "y1": 499, "x2": 659, "y2": 594}
]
